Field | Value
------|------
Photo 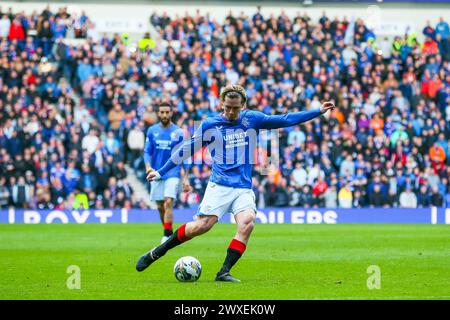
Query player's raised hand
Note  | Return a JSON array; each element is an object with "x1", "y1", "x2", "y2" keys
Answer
[
  {"x1": 320, "y1": 101, "x2": 336, "y2": 114},
  {"x1": 146, "y1": 170, "x2": 161, "y2": 181}
]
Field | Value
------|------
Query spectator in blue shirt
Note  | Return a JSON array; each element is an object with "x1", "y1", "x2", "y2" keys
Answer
[
  {"x1": 77, "y1": 57, "x2": 93, "y2": 82},
  {"x1": 435, "y1": 17, "x2": 450, "y2": 39}
]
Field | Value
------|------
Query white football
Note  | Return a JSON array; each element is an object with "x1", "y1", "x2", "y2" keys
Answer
[{"x1": 173, "y1": 256, "x2": 202, "y2": 282}]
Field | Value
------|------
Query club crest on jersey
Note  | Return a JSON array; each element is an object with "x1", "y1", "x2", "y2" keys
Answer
[
  {"x1": 154, "y1": 132, "x2": 159, "y2": 137},
  {"x1": 170, "y1": 132, "x2": 177, "y2": 140},
  {"x1": 241, "y1": 117, "x2": 250, "y2": 128}
]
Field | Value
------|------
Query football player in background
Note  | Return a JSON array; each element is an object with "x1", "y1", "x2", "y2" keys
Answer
[{"x1": 143, "y1": 101, "x2": 190, "y2": 244}]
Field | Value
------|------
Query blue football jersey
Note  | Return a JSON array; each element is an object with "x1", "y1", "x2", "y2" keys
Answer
[
  {"x1": 158, "y1": 109, "x2": 322, "y2": 188},
  {"x1": 143, "y1": 123, "x2": 184, "y2": 179}
]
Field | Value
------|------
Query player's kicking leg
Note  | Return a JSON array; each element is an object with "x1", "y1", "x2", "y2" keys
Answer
[
  {"x1": 136, "y1": 215, "x2": 217, "y2": 272},
  {"x1": 215, "y1": 208, "x2": 255, "y2": 282}
]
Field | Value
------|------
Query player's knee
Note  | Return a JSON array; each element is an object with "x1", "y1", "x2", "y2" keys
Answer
[
  {"x1": 197, "y1": 217, "x2": 216, "y2": 233},
  {"x1": 246, "y1": 220, "x2": 255, "y2": 234},
  {"x1": 164, "y1": 198, "x2": 173, "y2": 208},
  {"x1": 239, "y1": 220, "x2": 254, "y2": 236}
]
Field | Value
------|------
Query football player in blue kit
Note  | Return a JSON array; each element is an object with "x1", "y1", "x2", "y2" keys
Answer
[
  {"x1": 137, "y1": 85, "x2": 336, "y2": 282},
  {"x1": 143, "y1": 101, "x2": 190, "y2": 244}
]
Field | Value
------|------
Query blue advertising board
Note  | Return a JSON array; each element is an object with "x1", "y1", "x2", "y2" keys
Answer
[{"x1": 0, "y1": 207, "x2": 448, "y2": 224}]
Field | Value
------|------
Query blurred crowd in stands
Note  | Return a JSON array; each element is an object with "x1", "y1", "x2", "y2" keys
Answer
[{"x1": 0, "y1": 5, "x2": 449, "y2": 210}]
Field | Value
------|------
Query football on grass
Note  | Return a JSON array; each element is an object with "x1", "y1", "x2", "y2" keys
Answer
[{"x1": 174, "y1": 256, "x2": 202, "y2": 282}]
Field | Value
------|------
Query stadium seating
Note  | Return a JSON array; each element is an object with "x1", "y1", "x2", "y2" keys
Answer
[{"x1": 0, "y1": 6, "x2": 449, "y2": 209}]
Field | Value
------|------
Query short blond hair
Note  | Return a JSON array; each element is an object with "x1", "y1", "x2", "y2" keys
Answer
[{"x1": 219, "y1": 84, "x2": 247, "y2": 105}]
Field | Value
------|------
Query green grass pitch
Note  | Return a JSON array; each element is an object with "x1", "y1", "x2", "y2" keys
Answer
[{"x1": 0, "y1": 223, "x2": 449, "y2": 299}]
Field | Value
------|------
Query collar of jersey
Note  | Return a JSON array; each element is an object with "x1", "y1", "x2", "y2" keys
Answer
[
  {"x1": 158, "y1": 122, "x2": 173, "y2": 129},
  {"x1": 219, "y1": 110, "x2": 244, "y2": 123}
]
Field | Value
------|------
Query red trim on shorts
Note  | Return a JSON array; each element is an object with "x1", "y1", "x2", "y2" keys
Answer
[
  {"x1": 163, "y1": 222, "x2": 173, "y2": 231},
  {"x1": 177, "y1": 223, "x2": 191, "y2": 243},
  {"x1": 228, "y1": 239, "x2": 246, "y2": 255}
]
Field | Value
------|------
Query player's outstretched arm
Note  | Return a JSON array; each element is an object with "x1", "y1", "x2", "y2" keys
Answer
[
  {"x1": 147, "y1": 123, "x2": 206, "y2": 181},
  {"x1": 256, "y1": 101, "x2": 336, "y2": 130}
]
